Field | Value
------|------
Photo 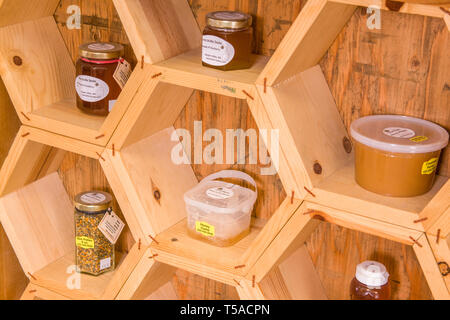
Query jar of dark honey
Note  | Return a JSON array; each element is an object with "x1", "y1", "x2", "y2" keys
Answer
[
  {"x1": 202, "y1": 11, "x2": 253, "y2": 71},
  {"x1": 76, "y1": 42, "x2": 124, "y2": 116},
  {"x1": 350, "y1": 261, "x2": 391, "y2": 300}
]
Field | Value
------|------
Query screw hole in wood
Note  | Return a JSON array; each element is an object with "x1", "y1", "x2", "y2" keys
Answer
[{"x1": 13, "y1": 56, "x2": 23, "y2": 66}]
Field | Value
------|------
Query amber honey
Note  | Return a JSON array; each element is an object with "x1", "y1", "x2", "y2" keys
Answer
[
  {"x1": 355, "y1": 142, "x2": 441, "y2": 197},
  {"x1": 351, "y1": 115, "x2": 448, "y2": 197},
  {"x1": 202, "y1": 11, "x2": 253, "y2": 71}
]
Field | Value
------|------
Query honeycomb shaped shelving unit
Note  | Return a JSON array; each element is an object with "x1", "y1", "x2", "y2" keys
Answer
[
  {"x1": 0, "y1": 0, "x2": 146, "y2": 146},
  {"x1": 0, "y1": 0, "x2": 448, "y2": 300},
  {"x1": 0, "y1": 126, "x2": 149, "y2": 300}
]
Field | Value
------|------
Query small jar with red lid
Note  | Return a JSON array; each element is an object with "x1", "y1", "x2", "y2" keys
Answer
[{"x1": 75, "y1": 42, "x2": 125, "y2": 116}]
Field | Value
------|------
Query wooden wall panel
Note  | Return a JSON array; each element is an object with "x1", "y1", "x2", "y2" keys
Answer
[{"x1": 0, "y1": 0, "x2": 446, "y2": 299}]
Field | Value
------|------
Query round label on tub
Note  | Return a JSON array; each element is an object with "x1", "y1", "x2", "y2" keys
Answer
[
  {"x1": 206, "y1": 187, "x2": 234, "y2": 200},
  {"x1": 383, "y1": 127, "x2": 416, "y2": 139},
  {"x1": 76, "y1": 75, "x2": 110, "y2": 102},
  {"x1": 202, "y1": 35, "x2": 235, "y2": 66}
]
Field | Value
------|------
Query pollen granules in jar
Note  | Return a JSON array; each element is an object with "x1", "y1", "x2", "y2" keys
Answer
[{"x1": 75, "y1": 191, "x2": 115, "y2": 276}]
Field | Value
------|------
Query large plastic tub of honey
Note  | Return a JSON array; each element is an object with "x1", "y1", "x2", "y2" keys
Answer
[{"x1": 350, "y1": 115, "x2": 449, "y2": 197}]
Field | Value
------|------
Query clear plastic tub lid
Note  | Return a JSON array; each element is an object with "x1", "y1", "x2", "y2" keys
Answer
[
  {"x1": 184, "y1": 170, "x2": 257, "y2": 215},
  {"x1": 350, "y1": 115, "x2": 449, "y2": 154}
]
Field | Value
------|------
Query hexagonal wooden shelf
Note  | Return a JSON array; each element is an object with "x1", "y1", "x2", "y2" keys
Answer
[
  {"x1": 0, "y1": 126, "x2": 147, "y2": 300},
  {"x1": 107, "y1": 0, "x2": 449, "y2": 300}
]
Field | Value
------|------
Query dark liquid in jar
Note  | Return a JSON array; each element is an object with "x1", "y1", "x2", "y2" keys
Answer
[
  {"x1": 350, "y1": 278, "x2": 391, "y2": 300},
  {"x1": 202, "y1": 26, "x2": 253, "y2": 71},
  {"x1": 76, "y1": 58, "x2": 122, "y2": 116}
]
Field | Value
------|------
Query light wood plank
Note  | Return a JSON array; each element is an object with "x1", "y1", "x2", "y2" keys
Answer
[
  {"x1": 32, "y1": 251, "x2": 128, "y2": 300},
  {"x1": 330, "y1": 0, "x2": 448, "y2": 17},
  {"x1": 258, "y1": 0, "x2": 357, "y2": 85},
  {"x1": 0, "y1": 173, "x2": 73, "y2": 275},
  {"x1": 116, "y1": 248, "x2": 177, "y2": 300},
  {"x1": 153, "y1": 48, "x2": 268, "y2": 99},
  {"x1": 309, "y1": 163, "x2": 448, "y2": 231},
  {"x1": 427, "y1": 233, "x2": 450, "y2": 294},
  {"x1": 0, "y1": 17, "x2": 75, "y2": 116},
  {"x1": 248, "y1": 203, "x2": 321, "y2": 281},
  {"x1": 21, "y1": 283, "x2": 70, "y2": 301},
  {"x1": 277, "y1": 245, "x2": 327, "y2": 300},
  {"x1": 304, "y1": 202, "x2": 423, "y2": 244},
  {"x1": 258, "y1": 66, "x2": 353, "y2": 191},
  {"x1": 109, "y1": 127, "x2": 198, "y2": 239},
  {"x1": 421, "y1": 180, "x2": 450, "y2": 234},
  {"x1": 150, "y1": 218, "x2": 265, "y2": 284}
]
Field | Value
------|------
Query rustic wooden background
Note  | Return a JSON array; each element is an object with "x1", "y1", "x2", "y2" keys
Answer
[{"x1": 1, "y1": 0, "x2": 448, "y2": 300}]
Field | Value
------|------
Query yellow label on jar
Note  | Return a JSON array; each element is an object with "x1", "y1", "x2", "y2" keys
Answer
[
  {"x1": 422, "y1": 157, "x2": 438, "y2": 175},
  {"x1": 76, "y1": 236, "x2": 95, "y2": 249},
  {"x1": 410, "y1": 136, "x2": 428, "y2": 143},
  {"x1": 195, "y1": 221, "x2": 215, "y2": 237}
]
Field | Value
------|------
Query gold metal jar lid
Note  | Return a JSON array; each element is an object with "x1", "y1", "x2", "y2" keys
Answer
[
  {"x1": 206, "y1": 11, "x2": 252, "y2": 30},
  {"x1": 74, "y1": 191, "x2": 112, "y2": 212},
  {"x1": 79, "y1": 42, "x2": 124, "y2": 60}
]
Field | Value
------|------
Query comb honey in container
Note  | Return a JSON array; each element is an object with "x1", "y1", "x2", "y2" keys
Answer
[
  {"x1": 184, "y1": 170, "x2": 257, "y2": 247},
  {"x1": 350, "y1": 115, "x2": 449, "y2": 197}
]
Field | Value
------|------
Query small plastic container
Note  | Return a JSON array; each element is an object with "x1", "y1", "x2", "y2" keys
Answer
[
  {"x1": 74, "y1": 191, "x2": 115, "y2": 276},
  {"x1": 350, "y1": 261, "x2": 391, "y2": 300},
  {"x1": 350, "y1": 115, "x2": 449, "y2": 197},
  {"x1": 184, "y1": 170, "x2": 257, "y2": 247}
]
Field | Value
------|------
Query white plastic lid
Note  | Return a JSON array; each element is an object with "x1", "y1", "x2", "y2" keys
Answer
[
  {"x1": 355, "y1": 261, "x2": 389, "y2": 287},
  {"x1": 184, "y1": 170, "x2": 257, "y2": 215},
  {"x1": 351, "y1": 115, "x2": 449, "y2": 154}
]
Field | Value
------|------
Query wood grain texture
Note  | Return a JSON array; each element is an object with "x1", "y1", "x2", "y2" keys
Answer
[{"x1": 0, "y1": 79, "x2": 28, "y2": 300}]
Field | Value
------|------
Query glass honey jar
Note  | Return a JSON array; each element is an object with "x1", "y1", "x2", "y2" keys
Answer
[
  {"x1": 202, "y1": 11, "x2": 253, "y2": 71},
  {"x1": 74, "y1": 191, "x2": 115, "y2": 276},
  {"x1": 75, "y1": 42, "x2": 124, "y2": 116}
]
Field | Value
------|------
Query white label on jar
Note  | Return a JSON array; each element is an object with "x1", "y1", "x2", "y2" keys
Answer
[
  {"x1": 80, "y1": 192, "x2": 106, "y2": 204},
  {"x1": 383, "y1": 127, "x2": 416, "y2": 139},
  {"x1": 88, "y1": 43, "x2": 115, "y2": 51},
  {"x1": 206, "y1": 187, "x2": 234, "y2": 200},
  {"x1": 75, "y1": 75, "x2": 110, "y2": 103},
  {"x1": 100, "y1": 257, "x2": 111, "y2": 271},
  {"x1": 202, "y1": 35, "x2": 235, "y2": 66}
]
